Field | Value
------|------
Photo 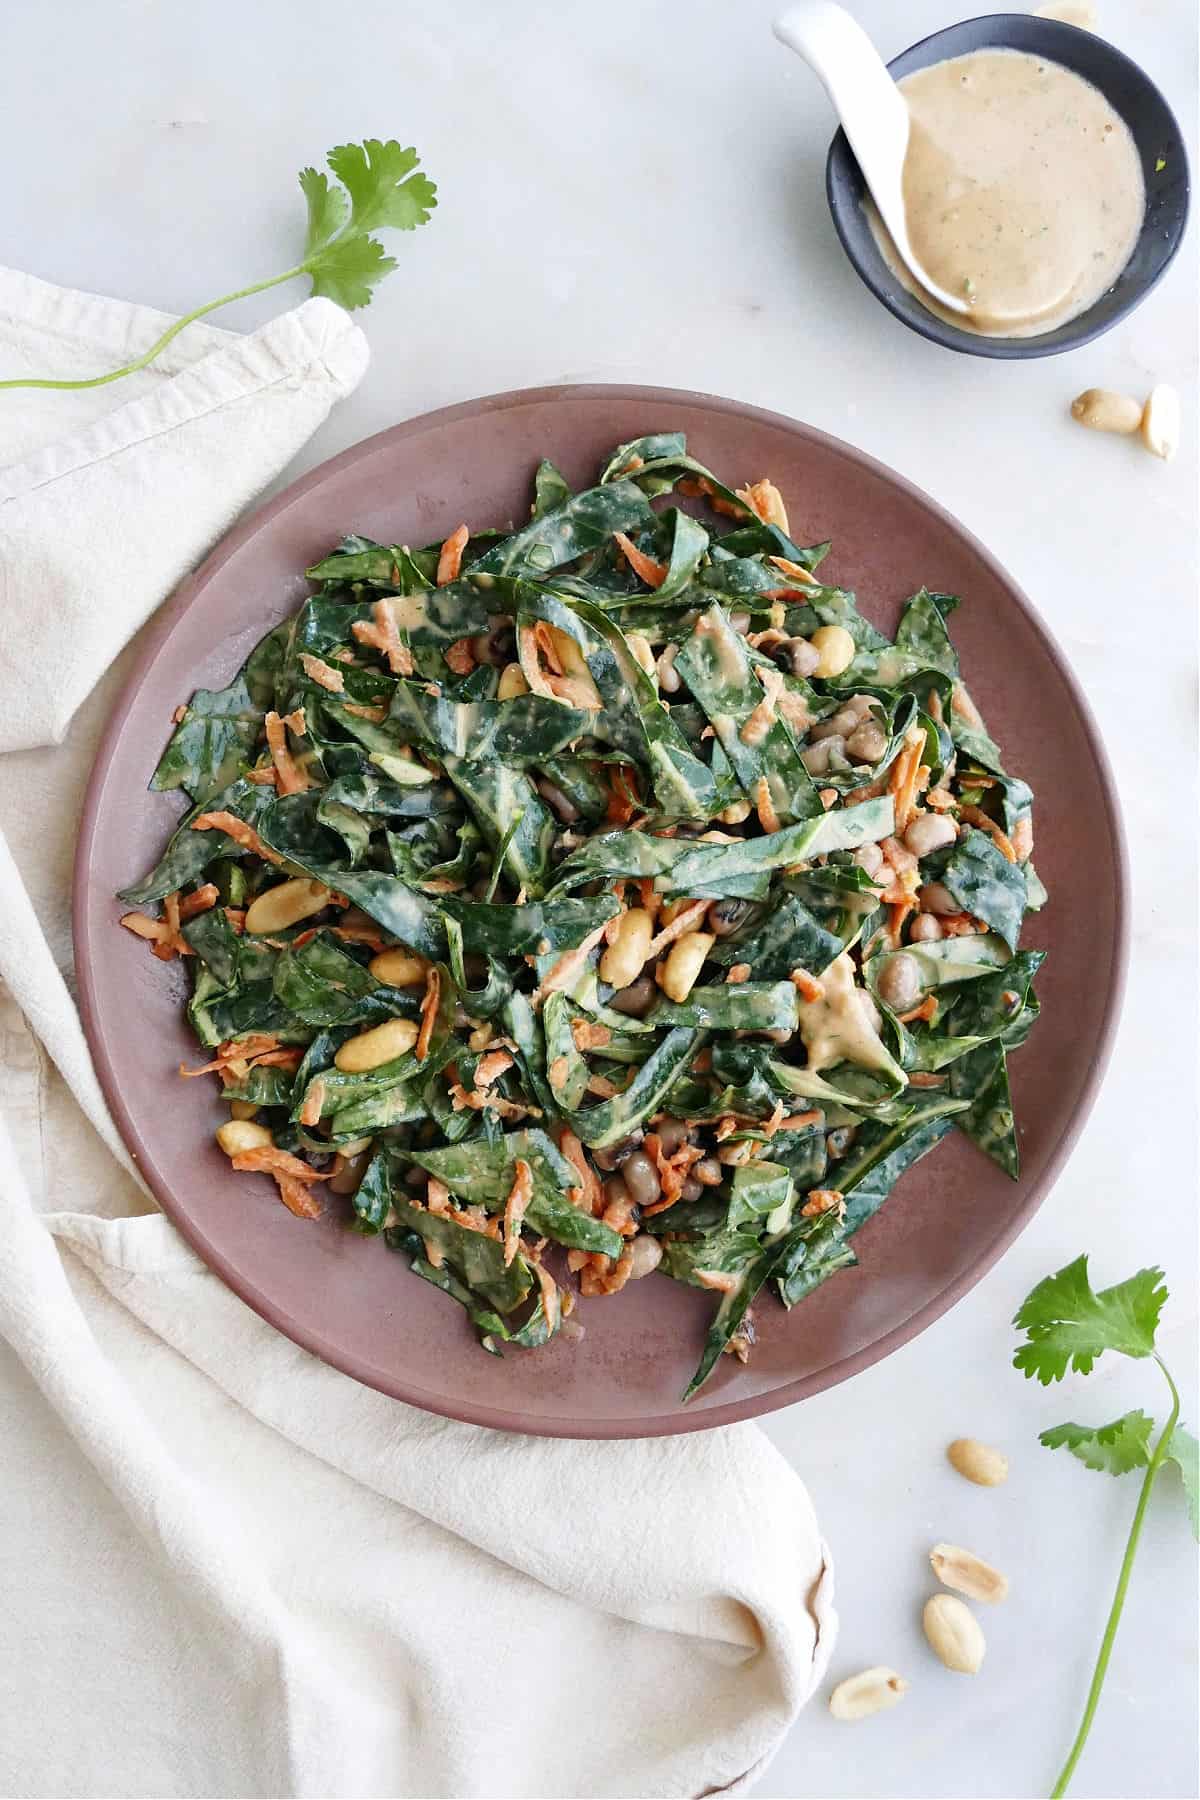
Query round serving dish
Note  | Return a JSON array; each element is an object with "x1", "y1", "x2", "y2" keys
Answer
[
  {"x1": 825, "y1": 13, "x2": 1190, "y2": 358},
  {"x1": 73, "y1": 383, "x2": 1127, "y2": 1436}
]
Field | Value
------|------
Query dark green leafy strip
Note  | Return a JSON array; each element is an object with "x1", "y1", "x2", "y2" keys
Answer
[
  {"x1": 386, "y1": 1196, "x2": 534, "y2": 1312},
  {"x1": 470, "y1": 480, "x2": 654, "y2": 578},
  {"x1": 181, "y1": 905, "x2": 242, "y2": 986},
  {"x1": 901, "y1": 949, "x2": 1044, "y2": 1073},
  {"x1": 950, "y1": 1044, "x2": 1019, "y2": 1178},
  {"x1": 243, "y1": 618, "x2": 292, "y2": 711},
  {"x1": 674, "y1": 603, "x2": 821, "y2": 823},
  {"x1": 708, "y1": 893, "x2": 843, "y2": 979},
  {"x1": 532, "y1": 458, "x2": 572, "y2": 518},
  {"x1": 409, "y1": 1129, "x2": 623, "y2": 1257},
  {"x1": 547, "y1": 796, "x2": 894, "y2": 898},
  {"x1": 119, "y1": 778, "x2": 277, "y2": 905},
  {"x1": 726, "y1": 1161, "x2": 794, "y2": 1231},
  {"x1": 683, "y1": 1217, "x2": 827, "y2": 1400},
  {"x1": 649, "y1": 982, "x2": 799, "y2": 1033},
  {"x1": 349, "y1": 1149, "x2": 394, "y2": 1233},
  {"x1": 150, "y1": 675, "x2": 263, "y2": 805},
  {"x1": 558, "y1": 1027, "x2": 704, "y2": 1148},
  {"x1": 940, "y1": 828, "x2": 1028, "y2": 952},
  {"x1": 893, "y1": 588, "x2": 960, "y2": 677},
  {"x1": 388, "y1": 687, "x2": 591, "y2": 765},
  {"x1": 441, "y1": 757, "x2": 553, "y2": 895},
  {"x1": 865, "y1": 933, "x2": 1011, "y2": 1001}
]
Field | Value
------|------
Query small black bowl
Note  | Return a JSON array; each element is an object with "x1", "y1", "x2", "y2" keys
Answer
[{"x1": 826, "y1": 13, "x2": 1190, "y2": 358}]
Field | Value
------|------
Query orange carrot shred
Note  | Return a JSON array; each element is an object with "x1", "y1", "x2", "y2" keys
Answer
[
  {"x1": 436, "y1": 523, "x2": 469, "y2": 587},
  {"x1": 613, "y1": 530, "x2": 668, "y2": 589}
]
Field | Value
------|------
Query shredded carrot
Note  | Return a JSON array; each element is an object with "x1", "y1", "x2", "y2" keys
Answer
[
  {"x1": 273, "y1": 1172, "x2": 324, "y2": 1219},
  {"x1": 887, "y1": 728, "x2": 927, "y2": 832},
  {"x1": 330, "y1": 921, "x2": 390, "y2": 952},
  {"x1": 644, "y1": 899, "x2": 708, "y2": 961},
  {"x1": 231, "y1": 1146, "x2": 335, "y2": 1182},
  {"x1": 264, "y1": 711, "x2": 310, "y2": 795},
  {"x1": 925, "y1": 786, "x2": 957, "y2": 811},
  {"x1": 342, "y1": 702, "x2": 389, "y2": 723},
  {"x1": 558, "y1": 1128, "x2": 602, "y2": 1217},
  {"x1": 500, "y1": 1158, "x2": 534, "y2": 1266},
  {"x1": 190, "y1": 812, "x2": 285, "y2": 867},
  {"x1": 767, "y1": 553, "x2": 816, "y2": 586},
  {"x1": 299, "y1": 653, "x2": 345, "y2": 694},
  {"x1": 780, "y1": 1110, "x2": 822, "y2": 1130},
  {"x1": 959, "y1": 804, "x2": 1018, "y2": 863},
  {"x1": 531, "y1": 1257, "x2": 562, "y2": 1325},
  {"x1": 695, "y1": 1268, "x2": 740, "y2": 1294},
  {"x1": 612, "y1": 530, "x2": 668, "y2": 589},
  {"x1": 605, "y1": 763, "x2": 641, "y2": 826},
  {"x1": 536, "y1": 918, "x2": 612, "y2": 1000},
  {"x1": 224, "y1": 908, "x2": 246, "y2": 933},
  {"x1": 897, "y1": 995, "x2": 937, "y2": 1025},
  {"x1": 415, "y1": 967, "x2": 441, "y2": 1062},
  {"x1": 754, "y1": 775, "x2": 781, "y2": 834},
  {"x1": 726, "y1": 962, "x2": 752, "y2": 984},
  {"x1": 178, "y1": 884, "x2": 219, "y2": 921},
  {"x1": 790, "y1": 968, "x2": 825, "y2": 1003},
  {"x1": 697, "y1": 477, "x2": 749, "y2": 520},
  {"x1": 444, "y1": 636, "x2": 476, "y2": 675},
  {"x1": 436, "y1": 523, "x2": 469, "y2": 587},
  {"x1": 908, "y1": 1072, "x2": 946, "y2": 1089},
  {"x1": 474, "y1": 1050, "x2": 514, "y2": 1088},
  {"x1": 570, "y1": 1018, "x2": 612, "y2": 1053},
  {"x1": 297, "y1": 1079, "x2": 326, "y2": 1128},
  {"x1": 735, "y1": 478, "x2": 789, "y2": 534},
  {"x1": 886, "y1": 899, "x2": 915, "y2": 946},
  {"x1": 802, "y1": 1187, "x2": 844, "y2": 1218},
  {"x1": 245, "y1": 766, "x2": 280, "y2": 785},
  {"x1": 352, "y1": 597, "x2": 414, "y2": 676},
  {"x1": 171, "y1": 703, "x2": 188, "y2": 724}
]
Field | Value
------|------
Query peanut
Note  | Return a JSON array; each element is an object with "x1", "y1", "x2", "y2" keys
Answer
[
  {"x1": 1069, "y1": 387, "x2": 1143, "y2": 435},
  {"x1": 828, "y1": 1667, "x2": 910, "y2": 1721},
  {"x1": 660, "y1": 930, "x2": 715, "y2": 1003},
  {"x1": 923, "y1": 1594, "x2": 986, "y2": 1674},
  {"x1": 334, "y1": 1017, "x2": 419, "y2": 1073},
  {"x1": 930, "y1": 1543, "x2": 1010, "y2": 1605},
  {"x1": 947, "y1": 1437, "x2": 1009, "y2": 1487},
  {"x1": 1140, "y1": 383, "x2": 1180, "y2": 461},
  {"x1": 369, "y1": 948, "x2": 428, "y2": 987},
  {"x1": 215, "y1": 1119, "x2": 273, "y2": 1157},
  {"x1": 497, "y1": 661, "x2": 529, "y2": 700},
  {"x1": 228, "y1": 1099, "x2": 260, "y2": 1120},
  {"x1": 244, "y1": 877, "x2": 332, "y2": 936},
  {"x1": 599, "y1": 908, "x2": 654, "y2": 990},
  {"x1": 809, "y1": 624, "x2": 856, "y2": 679}
]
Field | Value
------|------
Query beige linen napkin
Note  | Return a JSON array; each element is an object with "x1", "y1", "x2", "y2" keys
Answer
[{"x1": 0, "y1": 267, "x2": 834, "y2": 1799}]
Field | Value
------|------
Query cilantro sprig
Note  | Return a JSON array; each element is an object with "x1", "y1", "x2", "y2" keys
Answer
[
  {"x1": 1014, "y1": 1256, "x2": 1198, "y2": 1797},
  {"x1": 0, "y1": 138, "x2": 436, "y2": 395}
]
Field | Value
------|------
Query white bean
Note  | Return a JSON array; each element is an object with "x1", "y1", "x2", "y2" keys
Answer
[
  {"x1": 335, "y1": 1017, "x2": 419, "y2": 1073},
  {"x1": 845, "y1": 721, "x2": 888, "y2": 763},
  {"x1": 216, "y1": 1120, "x2": 274, "y2": 1157},
  {"x1": 599, "y1": 908, "x2": 654, "y2": 991},
  {"x1": 660, "y1": 931, "x2": 715, "y2": 1003},
  {"x1": 802, "y1": 736, "x2": 844, "y2": 774},
  {"x1": 369, "y1": 949, "x2": 428, "y2": 987},
  {"x1": 626, "y1": 632, "x2": 656, "y2": 677},
  {"x1": 852, "y1": 842, "x2": 885, "y2": 878},
  {"x1": 244, "y1": 877, "x2": 332, "y2": 936}
]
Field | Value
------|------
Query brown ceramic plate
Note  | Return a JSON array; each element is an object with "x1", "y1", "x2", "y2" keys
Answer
[{"x1": 73, "y1": 385, "x2": 1126, "y2": 1438}]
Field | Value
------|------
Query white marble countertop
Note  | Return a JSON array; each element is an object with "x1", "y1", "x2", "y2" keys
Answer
[{"x1": 8, "y1": 0, "x2": 1196, "y2": 1794}]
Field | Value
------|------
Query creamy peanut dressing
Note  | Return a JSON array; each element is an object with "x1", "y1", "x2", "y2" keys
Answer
[
  {"x1": 797, "y1": 951, "x2": 896, "y2": 1075},
  {"x1": 867, "y1": 48, "x2": 1144, "y2": 337}
]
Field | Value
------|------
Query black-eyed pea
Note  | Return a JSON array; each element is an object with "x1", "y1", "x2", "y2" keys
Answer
[
  {"x1": 626, "y1": 1234, "x2": 664, "y2": 1279},
  {"x1": 334, "y1": 1017, "x2": 419, "y2": 1073},
  {"x1": 875, "y1": 952, "x2": 921, "y2": 1013},
  {"x1": 919, "y1": 881, "x2": 959, "y2": 916},
  {"x1": 909, "y1": 913, "x2": 944, "y2": 943},
  {"x1": 904, "y1": 813, "x2": 958, "y2": 857}
]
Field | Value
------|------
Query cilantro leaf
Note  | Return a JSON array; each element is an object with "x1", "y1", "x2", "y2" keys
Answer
[
  {"x1": 306, "y1": 234, "x2": 398, "y2": 310},
  {"x1": 1040, "y1": 1411, "x2": 1155, "y2": 1476},
  {"x1": 326, "y1": 139, "x2": 438, "y2": 233},
  {"x1": 1013, "y1": 1255, "x2": 1167, "y2": 1384},
  {"x1": 1164, "y1": 1425, "x2": 1199, "y2": 1540},
  {"x1": 299, "y1": 167, "x2": 350, "y2": 256}
]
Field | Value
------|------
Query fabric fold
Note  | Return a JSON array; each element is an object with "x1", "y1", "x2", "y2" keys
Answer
[{"x1": 0, "y1": 268, "x2": 835, "y2": 1800}]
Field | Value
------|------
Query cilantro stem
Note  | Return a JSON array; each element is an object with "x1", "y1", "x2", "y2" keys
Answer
[
  {"x1": 0, "y1": 264, "x2": 308, "y2": 393},
  {"x1": 1050, "y1": 1355, "x2": 1182, "y2": 1798}
]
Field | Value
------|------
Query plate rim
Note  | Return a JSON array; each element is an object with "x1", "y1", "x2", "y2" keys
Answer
[{"x1": 72, "y1": 381, "x2": 1130, "y2": 1437}]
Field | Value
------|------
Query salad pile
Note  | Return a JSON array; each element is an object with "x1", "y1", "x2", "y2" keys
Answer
[{"x1": 119, "y1": 433, "x2": 1047, "y2": 1399}]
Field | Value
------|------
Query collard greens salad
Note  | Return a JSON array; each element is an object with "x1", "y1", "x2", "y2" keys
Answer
[{"x1": 119, "y1": 432, "x2": 1047, "y2": 1399}]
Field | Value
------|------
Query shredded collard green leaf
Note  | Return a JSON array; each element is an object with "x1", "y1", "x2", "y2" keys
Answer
[{"x1": 118, "y1": 433, "x2": 1046, "y2": 1399}]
